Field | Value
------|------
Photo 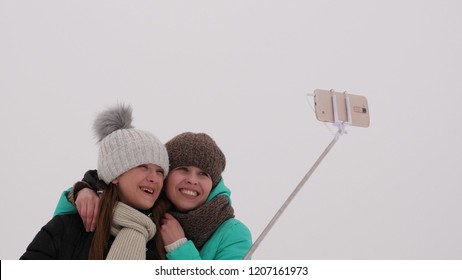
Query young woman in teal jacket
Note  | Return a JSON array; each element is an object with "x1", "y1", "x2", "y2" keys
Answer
[{"x1": 54, "y1": 132, "x2": 252, "y2": 260}]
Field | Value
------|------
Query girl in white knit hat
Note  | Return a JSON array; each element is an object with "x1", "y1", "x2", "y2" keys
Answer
[{"x1": 21, "y1": 104, "x2": 169, "y2": 259}]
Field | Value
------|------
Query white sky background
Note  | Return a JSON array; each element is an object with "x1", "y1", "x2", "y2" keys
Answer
[{"x1": 1, "y1": 0, "x2": 461, "y2": 260}]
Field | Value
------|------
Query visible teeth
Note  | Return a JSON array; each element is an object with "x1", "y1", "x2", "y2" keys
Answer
[
  {"x1": 181, "y1": 189, "x2": 198, "y2": 197},
  {"x1": 141, "y1": 187, "x2": 154, "y2": 194}
]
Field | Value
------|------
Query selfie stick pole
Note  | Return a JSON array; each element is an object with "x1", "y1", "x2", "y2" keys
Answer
[{"x1": 244, "y1": 92, "x2": 350, "y2": 260}]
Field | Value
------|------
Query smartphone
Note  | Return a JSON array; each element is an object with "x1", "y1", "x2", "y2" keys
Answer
[{"x1": 314, "y1": 89, "x2": 370, "y2": 127}]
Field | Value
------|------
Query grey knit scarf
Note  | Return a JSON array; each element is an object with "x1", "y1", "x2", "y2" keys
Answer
[
  {"x1": 107, "y1": 202, "x2": 156, "y2": 260},
  {"x1": 170, "y1": 195, "x2": 234, "y2": 249}
]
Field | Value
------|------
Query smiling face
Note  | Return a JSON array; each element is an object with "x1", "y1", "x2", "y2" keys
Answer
[
  {"x1": 112, "y1": 164, "x2": 165, "y2": 210},
  {"x1": 165, "y1": 166, "x2": 213, "y2": 212}
]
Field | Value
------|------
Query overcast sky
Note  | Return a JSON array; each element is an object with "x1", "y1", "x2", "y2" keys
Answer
[{"x1": 1, "y1": 0, "x2": 461, "y2": 260}]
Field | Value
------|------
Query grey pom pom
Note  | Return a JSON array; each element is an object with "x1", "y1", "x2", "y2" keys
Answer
[{"x1": 93, "y1": 103, "x2": 134, "y2": 142}]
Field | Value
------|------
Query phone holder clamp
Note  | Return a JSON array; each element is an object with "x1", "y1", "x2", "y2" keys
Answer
[{"x1": 331, "y1": 89, "x2": 351, "y2": 139}]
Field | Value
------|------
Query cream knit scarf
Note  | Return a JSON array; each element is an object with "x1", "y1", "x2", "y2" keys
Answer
[{"x1": 106, "y1": 202, "x2": 156, "y2": 260}]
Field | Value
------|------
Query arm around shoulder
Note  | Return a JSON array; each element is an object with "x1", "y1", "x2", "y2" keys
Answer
[{"x1": 53, "y1": 187, "x2": 78, "y2": 216}]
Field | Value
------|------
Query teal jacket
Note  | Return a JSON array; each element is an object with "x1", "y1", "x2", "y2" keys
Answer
[
  {"x1": 54, "y1": 179, "x2": 252, "y2": 260},
  {"x1": 53, "y1": 187, "x2": 77, "y2": 216}
]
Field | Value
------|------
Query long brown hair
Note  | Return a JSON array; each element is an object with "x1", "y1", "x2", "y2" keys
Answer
[
  {"x1": 88, "y1": 183, "x2": 117, "y2": 259},
  {"x1": 88, "y1": 184, "x2": 171, "y2": 259},
  {"x1": 150, "y1": 191, "x2": 172, "y2": 259}
]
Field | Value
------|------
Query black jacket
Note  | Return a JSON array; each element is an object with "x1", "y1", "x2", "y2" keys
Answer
[{"x1": 20, "y1": 214, "x2": 158, "y2": 259}]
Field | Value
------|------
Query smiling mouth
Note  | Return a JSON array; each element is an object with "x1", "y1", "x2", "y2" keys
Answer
[
  {"x1": 140, "y1": 187, "x2": 154, "y2": 194},
  {"x1": 180, "y1": 188, "x2": 198, "y2": 197}
]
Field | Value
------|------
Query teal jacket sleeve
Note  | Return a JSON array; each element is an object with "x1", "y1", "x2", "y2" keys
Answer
[
  {"x1": 212, "y1": 219, "x2": 252, "y2": 260},
  {"x1": 166, "y1": 218, "x2": 252, "y2": 260},
  {"x1": 53, "y1": 187, "x2": 78, "y2": 216},
  {"x1": 166, "y1": 240, "x2": 202, "y2": 260}
]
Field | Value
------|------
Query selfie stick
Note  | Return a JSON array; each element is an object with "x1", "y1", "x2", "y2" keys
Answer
[{"x1": 244, "y1": 92, "x2": 351, "y2": 260}]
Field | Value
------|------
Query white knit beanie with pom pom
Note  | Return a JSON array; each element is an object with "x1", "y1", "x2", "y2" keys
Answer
[{"x1": 94, "y1": 104, "x2": 169, "y2": 184}]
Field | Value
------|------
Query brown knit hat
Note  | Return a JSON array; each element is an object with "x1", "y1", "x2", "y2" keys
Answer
[{"x1": 165, "y1": 132, "x2": 226, "y2": 187}]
